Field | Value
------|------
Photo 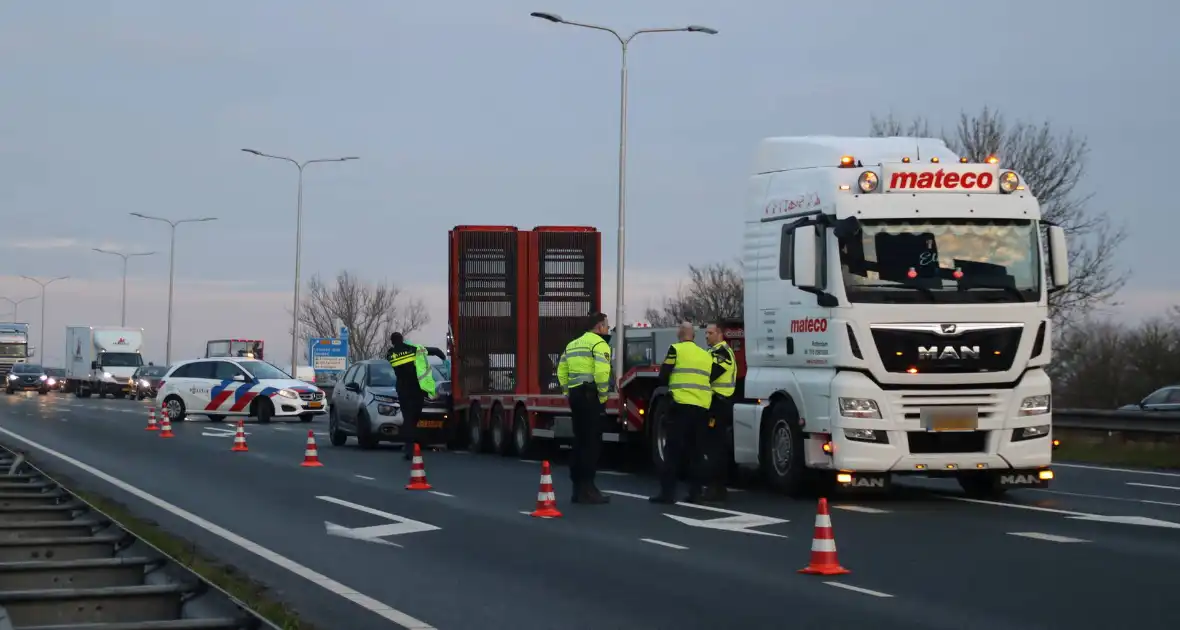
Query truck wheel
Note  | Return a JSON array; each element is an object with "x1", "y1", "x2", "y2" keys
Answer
[
  {"x1": 512, "y1": 405, "x2": 536, "y2": 459},
  {"x1": 467, "y1": 401, "x2": 487, "y2": 453},
  {"x1": 957, "y1": 472, "x2": 1007, "y2": 499},
  {"x1": 648, "y1": 396, "x2": 670, "y2": 470},
  {"x1": 490, "y1": 403, "x2": 513, "y2": 456},
  {"x1": 760, "y1": 399, "x2": 808, "y2": 496},
  {"x1": 164, "y1": 396, "x2": 186, "y2": 422}
]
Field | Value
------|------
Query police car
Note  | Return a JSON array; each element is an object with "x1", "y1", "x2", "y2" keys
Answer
[{"x1": 157, "y1": 357, "x2": 326, "y2": 423}]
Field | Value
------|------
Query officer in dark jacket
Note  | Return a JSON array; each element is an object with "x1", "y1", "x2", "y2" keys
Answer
[{"x1": 387, "y1": 332, "x2": 424, "y2": 461}]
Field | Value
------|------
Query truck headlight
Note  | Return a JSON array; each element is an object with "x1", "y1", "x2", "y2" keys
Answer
[
  {"x1": 838, "y1": 397, "x2": 881, "y2": 419},
  {"x1": 103, "y1": 372, "x2": 112, "y2": 379},
  {"x1": 1019, "y1": 395, "x2": 1050, "y2": 416},
  {"x1": 278, "y1": 389, "x2": 299, "y2": 399}
]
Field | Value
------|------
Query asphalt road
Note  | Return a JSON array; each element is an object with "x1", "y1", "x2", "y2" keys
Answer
[{"x1": 1, "y1": 392, "x2": 1179, "y2": 630}]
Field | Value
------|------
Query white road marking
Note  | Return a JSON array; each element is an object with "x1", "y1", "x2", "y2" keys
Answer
[
  {"x1": 428, "y1": 491, "x2": 454, "y2": 498},
  {"x1": 519, "y1": 460, "x2": 541, "y2": 465},
  {"x1": 1030, "y1": 488, "x2": 1180, "y2": 508},
  {"x1": 824, "y1": 582, "x2": 893, "y2": 598},
  {"x1": 946, "y1": 496, "x2": 1180, "y2": 529},
  {"x1": 598, "y1": 470, "x2": 630, "y2": 476},
  {"x1": 831, "y1": 505, "x2": 890, "y2": 514},
  {"x1": 273, "y1": 427, "x2": 290, "y2": 431},
  {"x1": 641, "y1": 538, "x2": 688, "y2": 550},
  {"x1": 1008, "y1": 532, "x2": 1088, "y2": 543},
  {"x1": 355, "y1": 475, "x2": 376, "y2": 481},
  {"x1": 1127, "y1": 482, "x2": 1180, "y2": 491},
  {"x1": 317, "y1": 496, "x2": 441, "y2": 545},
  {"x1": 0, "y1": 426, "x2": 437, "y2": 629},
  {"x1": 1054, "y1": 462, "x2": 1180, "y2": 478},
  {"x1": 603, "y1": 490, "x2": 648, "y2": 500},
  {"x1": 602, "y1": 490, "x2": 789, "y2": 537}
]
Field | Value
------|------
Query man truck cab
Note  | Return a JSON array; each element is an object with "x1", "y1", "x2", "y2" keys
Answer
[{"x1": 733, "y1": 136, "x2": 1069, "y2": 497}]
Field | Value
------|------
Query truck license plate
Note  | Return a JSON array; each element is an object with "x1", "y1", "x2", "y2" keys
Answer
[
  {"x1": 921, "y1": 407, "x2": 978, "y2": 432},
  {"x1": 417, "y1": 420, "x2": 444, "y2": 429}
]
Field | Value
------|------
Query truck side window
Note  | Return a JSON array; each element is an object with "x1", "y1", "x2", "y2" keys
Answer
[{"x1": 779, "y1": 224, "x2": 793, "y2": 280}]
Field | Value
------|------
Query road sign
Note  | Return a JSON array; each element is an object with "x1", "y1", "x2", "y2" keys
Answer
[{"x1": 309, "y1": 336, "x2": 348, "y2": 379}]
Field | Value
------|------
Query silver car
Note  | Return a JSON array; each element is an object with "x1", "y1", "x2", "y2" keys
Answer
[{"x1": 327, "y1": 359, "x2": 449, "y2": 449}]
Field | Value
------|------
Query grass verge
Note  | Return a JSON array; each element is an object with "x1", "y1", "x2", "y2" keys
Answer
[
  {"x1": 0, "y1": 446, "x2": 318, "y2": 630},
  {"x1": 1054, "y1": 431, "x2": 1180, "y2": 469}
]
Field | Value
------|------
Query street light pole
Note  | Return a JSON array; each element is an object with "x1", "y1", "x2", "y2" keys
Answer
[
  {"x1": 0, "y1": 296, "x2": 38, "y2": 324},
  {"x1": 129, "y1": 213, "x2": 217, "y2": 365},
  {"x1": 19, "y1": 276, "x2": 68, "y2": 364},
  {"x1": 92, "y1": 249, "x2": 156, "y2": 326},
  {"x1": 241, "y1": 149, "x2": 359, "y2": 376},
  {"x1": 529, "y1": 11, "x2": 717, "y2": 385}
]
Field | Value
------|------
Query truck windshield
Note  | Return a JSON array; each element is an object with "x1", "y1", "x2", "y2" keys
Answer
[
  {"x1": 0, "y1": 344, "x2": 25, "y2": 358},
  {"x1": 100, "y1": 352, "x2": 144, "y2": 367},
  {"x1": 839, "y1": 218, "x2": 1041, "y2": 304}
]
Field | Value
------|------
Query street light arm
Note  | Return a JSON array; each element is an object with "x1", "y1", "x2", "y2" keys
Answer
[
  {"x1": 176, "y1": 217, "x2": 218, "y2": 225},
  {"x1": 304, "y1": 157, "x2": 360, "y2": 165},
  {"x1": 129, "y1": 212, "x2": 174, "y2": 227},
  {"x1": 241, "y1": 149, "x2": 300, "y2": 169},
  {"x1": 128, "y1": 252, "x2": 157, "y2": 258},
  {"x1": 93, "y1": 248, "x2": 123, "y2": 259}
]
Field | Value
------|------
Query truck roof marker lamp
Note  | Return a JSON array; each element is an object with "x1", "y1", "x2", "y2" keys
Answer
[
  {"x1": 857, "y1": 171, "x2": 879, "y2": 193},
  {"x1": 901, "y1": 157, "x2": 911, "y2": 163},
  {"x1": 998, "y1": 171, "x2": 1021, "y2": 194},
  {"x1": 959, "y1": 157, "x2": 969, "y2": 164},
  {"x1": 930, "y1": 157, "x2": 940, "y2": 164},
  {"x1": 839, "y1": 155, "x2": 862, "y2": 168},
  {"x1": 985, "y1": 155, "x2": 1000, "y2": 164}
]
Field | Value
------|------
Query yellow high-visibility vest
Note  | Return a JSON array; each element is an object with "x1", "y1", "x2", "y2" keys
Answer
[
  {"x1": 557, "y1": 332, "x2": 611, "y2": 403},
  {"x1": 665, "y1": 341, "x2": 713, "y2": 409},
  {"x1": 710, "y1": 340, "x2": 736, "y2": 398}
]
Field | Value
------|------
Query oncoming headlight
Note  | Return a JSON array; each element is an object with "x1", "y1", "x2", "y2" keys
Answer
[
  {"x1": 999, "y1": 171, "x2": 1020, "y2": 193},
  {"x1": 857, "y1": 171, "x2": 879, "y2": 193}
]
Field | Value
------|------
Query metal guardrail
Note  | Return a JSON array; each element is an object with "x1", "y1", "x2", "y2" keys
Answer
[
  {"x1": 1054, "y1": 409, "x2": 1180, "y2": 435},
  {"x1": 0, "y1": 446, "x2": 278, "y2": 630}
]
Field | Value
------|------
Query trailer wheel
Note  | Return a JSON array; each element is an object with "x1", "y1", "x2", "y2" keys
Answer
[
  {"x1": 490, "y1": 403, "x2": 514, "y2": 456},
  {"x1": 467, "y1": 400, "x2": 487, "y2": 453},
  {"x1": 512, "y1": 405, "x2": 536, "y2": 459},
  {"x1": 760, "y1": 399, "x2": 808, "y2": 496},
  {"x1": 648, "y1": 395, "x2": 670, "y2": 470}
]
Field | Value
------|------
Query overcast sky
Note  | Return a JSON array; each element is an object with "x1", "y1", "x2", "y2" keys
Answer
[{"x1": 1, "y1": 0, "x2": 1175, "y2": 367}]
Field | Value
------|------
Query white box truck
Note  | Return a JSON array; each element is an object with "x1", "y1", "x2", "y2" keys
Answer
[{"x1": 65, "y1": 326, "x2": 146, "y2": 398}]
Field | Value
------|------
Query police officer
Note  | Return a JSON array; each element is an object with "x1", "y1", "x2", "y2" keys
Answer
[
  {"x1": 387, "y1": 332, "x2": 436, "y2": 461},
  {"x1": 703, "y1": 320, "x2": 736, "y2": 503},
  {"x1": 649, "y1": 322, "x2": 726, "y2": 504},
  {"x1": 556, "y1": 312, "x2": 612, "y2": 504}
]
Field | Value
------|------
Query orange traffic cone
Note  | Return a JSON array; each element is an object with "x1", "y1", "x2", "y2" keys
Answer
[
  {"x1": 231, "y1": 421, "x2": 249, "y2": 452},
  {"x1": 157, "y1": 410, "x2": 174, "y2": 439},
  {"x1": 404, "y1": 444, "x2": 432, "y2": 490},
  {"x1": 144, "y1": 405, "x2": 158, "y2": 431},
  {"x1": 301, "y1": 431, "x2": 323, "y2": 467},
  {"x1": 798, "y1": 498, "x2": 850, "y2": 575},
  {"x1": 529, "y1": 460, "x2": 562, "y2": 518}
]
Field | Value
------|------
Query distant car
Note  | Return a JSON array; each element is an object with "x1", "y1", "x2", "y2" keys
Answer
[
  {"x1": 44, "y1": 367, "x2": 66, "y2": 391},
  {"x1": 157, "y1": 357, "x2": 326, "y2": 423},
  {"x1": 132, "y1": 365, "x2": 169, "y2": 400},
  {"x1": 1118, "y1": 386, "x2": 1180, "y2": 412},
  {"x1": 6, "y1": 364, "x2": 50, "y2": 395},
  {"x1": 328, "y1": 358, "x2": 453, "y2": 449}
]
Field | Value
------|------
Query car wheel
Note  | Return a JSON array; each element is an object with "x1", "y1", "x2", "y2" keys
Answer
[
  {"x1": 356, "y1": 412, "x2": 378, "y2": 450},
  {"x1": 329, "y1": 413, "x2": 348, "y2": 446},
  {"x1": 207, "y1": 415, "x2": 225, "y2": 423},
  {"x1": 256, "y1": 399, "x2": 274, "y2": 424},
  {"x1": 164, "y1": 396, "x2": 187, "y2": 423},
  {"x1": 38, "y1": 388, "x2": 48, "y2": 396},
  {"x1": 299, "y1": 413, "x2": 315, "y2": 423}
]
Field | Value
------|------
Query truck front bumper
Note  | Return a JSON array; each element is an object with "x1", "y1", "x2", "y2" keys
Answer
[{"x1": 813, "y1": 370, "x2": 1054, "y2": 474}]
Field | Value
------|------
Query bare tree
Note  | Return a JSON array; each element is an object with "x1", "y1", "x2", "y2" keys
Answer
[
  {"x1": 644, "y1": 262, "x2": 743, "y2": 327},
  {"x1": 294, "y1": 271, "x2": 431, "y2": 362},
  {"x1": 870, "y1": 107, "x2": 1128, "y2": 327}
]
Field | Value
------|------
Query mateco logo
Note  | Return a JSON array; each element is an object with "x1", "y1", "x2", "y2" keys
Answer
[{"x1": 114, "y1": 337, "x2": 128, "y2": 345}]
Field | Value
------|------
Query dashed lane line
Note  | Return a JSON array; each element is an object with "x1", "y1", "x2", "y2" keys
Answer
[
  {"x1": 824, "y1": 582, "x2": 894, "y2": 598},
  {"x1": 355, "y1": 475, "x2": 376, "y2": 481},
  {"x1": 428, "y1": 491, "x2": 454, "y2": 498},
  {"x1": 1127, "y1": 482, "x2": 1180, "y2": 491},
  {"x1": 1007, "y1": 532, "x2": 1089, "y2": 543},
  {"x1": 831, "y1": 505, "x2": 890, "y2": 514},
  {"x1": 641, "y1": 538, "x2": 688, "y2": 550},
  {"x1": 1054, "y1": 463, "x2": 1180, "y2": 478}
]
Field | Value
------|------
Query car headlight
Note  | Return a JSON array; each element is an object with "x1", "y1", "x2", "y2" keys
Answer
[
  {"x1": 103, "y1": 372, "x2": 112, "y2": 379},
  {"x1": 140, "y1": 379, "x2": 150, "y2": 387},
  {"x1": 47, "y1": 378, "x2": 56, "y2": 385},
  {"x1": 6, "y1": 374, "x2": 16, "y2": 380},
  {"x1": 377, "y1": 403, "x2": 401, "y2": 416},
  {"x1": 39, "y1": 374, "x2": 47, "y2": 381},
  {"x1": 278, "y1": 389, "x2": 299, "y2": 399},
  {"x1": 1020, "y1": 395, "x2": 1050, "y2": 416},
  {"x1": 838, "y1": 397, "x2": 882, "y2": 419}
]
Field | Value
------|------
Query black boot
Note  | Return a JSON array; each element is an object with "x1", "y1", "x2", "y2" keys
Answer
[
  {"x1": 588, "y1": 486, "x2": 611, "y2": 504},
  {"x1": 648, "y1": 489, "x2": 677, "y2": 504}
]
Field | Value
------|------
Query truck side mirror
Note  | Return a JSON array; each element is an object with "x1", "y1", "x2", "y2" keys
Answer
[
  {"x1": 1047, "y1": 225, "x2": 1069, "y2": 289},
  {"x1": 91, "y1": 361, "x2": 98, "y2": 370},
  {"x1": 792, "y1": 224, "x2": 820, "y2": 290}
]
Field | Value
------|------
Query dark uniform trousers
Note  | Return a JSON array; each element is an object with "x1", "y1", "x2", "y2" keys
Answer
[
  {"x1": 399, "y1": 390, "x2": 424, "y2": 452},
  {"x1": 707, "y1": 396, "x2": 734, "y2": 487},
  {"x1": 567, "y1": 384, "x2": 605, "y2": 491},
  {"x1": 660, "y1": 401, "x2": 711, "y2": 496}
]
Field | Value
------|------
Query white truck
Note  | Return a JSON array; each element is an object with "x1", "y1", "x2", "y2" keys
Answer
[
  {"x1": 0, "y1": 323, "x2": 31, "y2": 378},
  {"x1": 65, "y1": 326, "x2": 146, "y2": 398},
  {"x1": 732, "y1": 136, "x2": 1068, "y2": 498}
]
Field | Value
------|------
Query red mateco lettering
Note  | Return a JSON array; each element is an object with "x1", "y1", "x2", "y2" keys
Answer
[
  {"x1": 790, "y1": 318, "x2": 828, "y2": 333},
  {"x1": 890, "y1": 170, "x2": 994, "y2": 190}
]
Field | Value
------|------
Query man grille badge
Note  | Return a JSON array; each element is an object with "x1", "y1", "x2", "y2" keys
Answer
[{"x1": 940, "y1": 324, "x2": 958, "y2": 335}]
